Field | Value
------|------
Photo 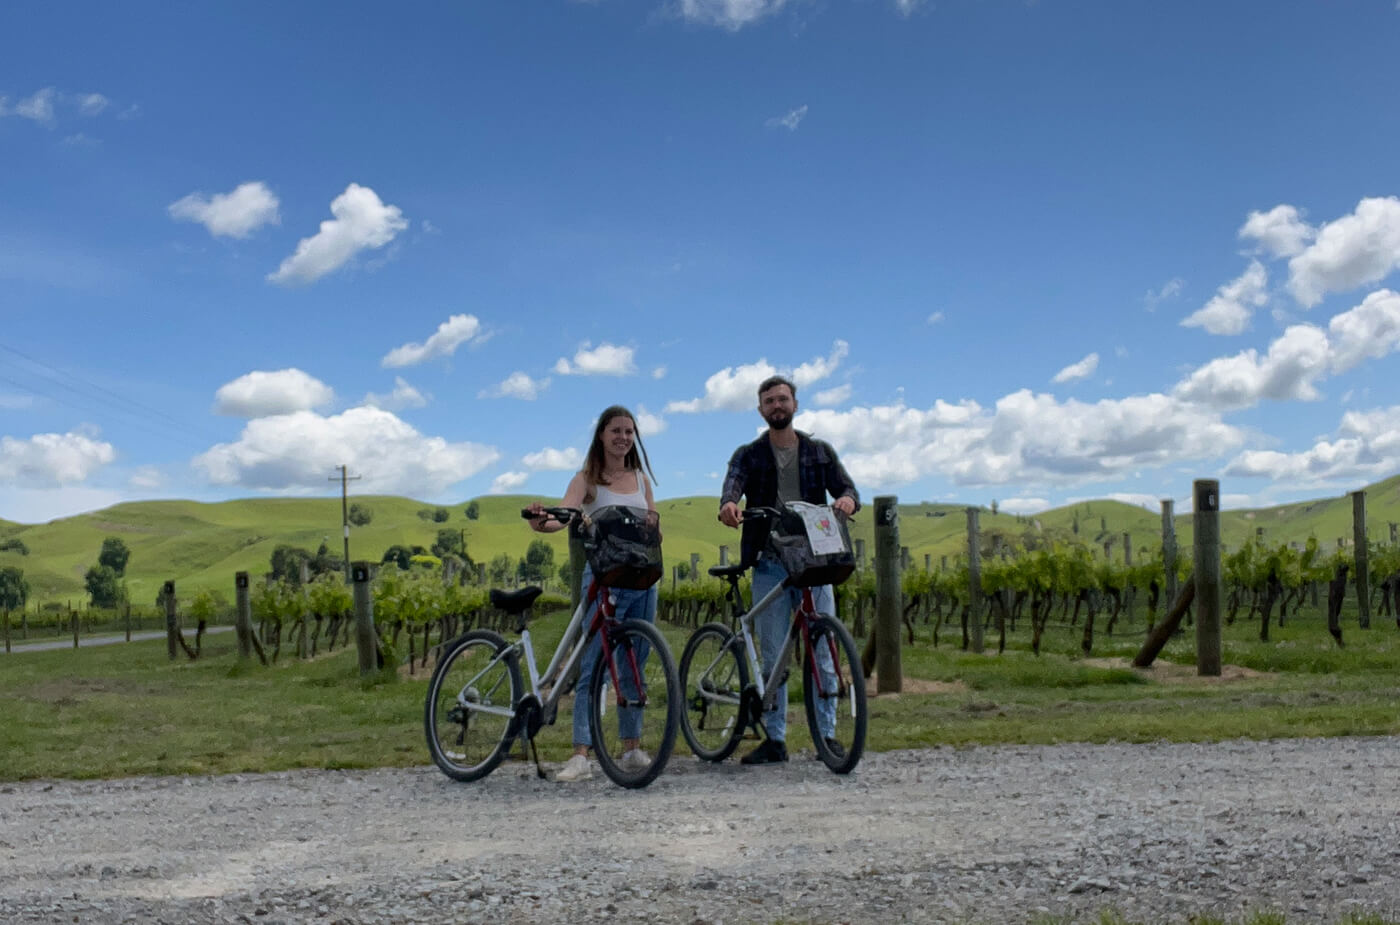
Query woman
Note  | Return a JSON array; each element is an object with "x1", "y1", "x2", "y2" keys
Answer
[{"x1": 526, "y1": 405, "x2": 660, "y2": 783}]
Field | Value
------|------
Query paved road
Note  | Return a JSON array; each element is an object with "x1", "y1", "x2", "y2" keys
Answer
[{"x1": 2, "y1": 624, "x2": 234, "y2": 654}]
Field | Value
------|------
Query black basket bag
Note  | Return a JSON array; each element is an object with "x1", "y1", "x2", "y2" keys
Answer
[
  {"x1": 766, "y1": 502, "x2": 855, "y2": 588},
  {"x1": 582, "y1": 505, "x2": 663, "y2": 590}
]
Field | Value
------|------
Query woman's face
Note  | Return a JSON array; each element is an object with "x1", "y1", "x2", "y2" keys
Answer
[{"x1": 600, "y1": 415, "x2": 635, "y2": 459}]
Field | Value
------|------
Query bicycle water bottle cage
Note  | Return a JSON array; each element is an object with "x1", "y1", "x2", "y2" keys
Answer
[{"x1": 491, "y1": 587, "x2": 545, "y2": 632}]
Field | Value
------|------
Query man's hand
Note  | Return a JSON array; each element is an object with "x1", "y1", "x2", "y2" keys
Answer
[
  {"x1": 833, "y1": 496, "x2": 856, "y2": 519},
  {"x1": 719, "y1": 501, "x2": 742, "y2": 529}
]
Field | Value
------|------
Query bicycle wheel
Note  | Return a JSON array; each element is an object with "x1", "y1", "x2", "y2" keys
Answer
[
  {"x1": 803, "y1": 614, "x2": 867, "y2": 774},
  {"x1": 587, "y1": 619, "x2": 679, "y2": 789},
  {"x1": 678, "y1": 622, "x2": 748, "y2": 762},
  {"x1": 425, "y1": 630, "x2": 522, "y2": 782}
]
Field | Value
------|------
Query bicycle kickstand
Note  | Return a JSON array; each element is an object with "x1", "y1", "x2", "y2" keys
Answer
[{"x1": 527, "y1": 735, "x2": 546, "y2": 780}]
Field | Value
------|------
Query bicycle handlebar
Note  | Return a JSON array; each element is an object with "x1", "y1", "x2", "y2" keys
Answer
[{"x1": 521, "y1": 506, "x2": 582, "y2": 525}]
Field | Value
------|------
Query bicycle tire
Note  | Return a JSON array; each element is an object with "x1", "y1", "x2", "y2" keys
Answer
[
  {"x1": 424, "y1": 629, "x2": 522, "y2": 782},
  {"x1": 803, "y1": 614, "x2": 867, "y2": 774},
  {"x1": 678, "y1": 622, "x2": 748, "y2": 762},
  {"x1": 587, "y1": 619, "x2": 679, "y2": 789}
]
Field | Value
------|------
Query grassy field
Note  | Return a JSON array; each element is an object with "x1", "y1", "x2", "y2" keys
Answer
[
  {"x1": 3, "y1": 594, "x2": 1398, "y2": 782},
  {"x1": 2, "y1": 473, "x2": 1399, "y2": 607}
]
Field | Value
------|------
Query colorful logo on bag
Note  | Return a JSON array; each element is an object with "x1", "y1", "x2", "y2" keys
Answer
[{"x1": 818, "y1": 516, "x2": 834, "y2": 535}]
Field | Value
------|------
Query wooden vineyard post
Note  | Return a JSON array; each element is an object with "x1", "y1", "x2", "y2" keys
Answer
[
  {"x1": 966, "y1": 507, "x2": 984, "y2": 654},
  {"x1": 1123, "y1": 533, "x2": 1132, "y2": 566},
  {"x1": 71, "y1": 609, "x2": 79, "y2": 649},
  {"x1": 124, "y1": 604, "x2": 131, "y2": 643},
  {"x1": 163, "y1": 580, "x2": 178, "y2": 660},
  {"x1": 924, "y1": 553, "x2": 931, "y2": 573},
  {"x1": 234, "y1": 572, "x2": 253, "y2": 661},
  {"x1": 690, "y1": 553, "x2": 700, "y2": 581},
  {"x1": 1194, "y1": 480, "x2": 1221, "y2": 677},
  {"x1": 869, "y1": 496, "x2": 903, "y2": 691},
  {"x1": 3, "y1": 610, "x2": 9, "y2": 654},
  {"x1": 718, "y1": 545, "x2": 729, "y2": 567},
  {"x1": 1161, "y1": 500, "x2": 1178, "y2": 615},
  {"x1": 351, "y1": 562, "x2": 377, "y2": 677},
  {"x1": 1390, "y1": 523, "x2": 1398, "y2": 545},
  {"x1": 854, "y1": 538, "x2": 866, "y2": 571},
  {"x1": 298, "y1": 562, "x2": 311, "y2": 658},
  {"x1": 1353, "y1": 491, "x2": 1371, "y2": 630}
]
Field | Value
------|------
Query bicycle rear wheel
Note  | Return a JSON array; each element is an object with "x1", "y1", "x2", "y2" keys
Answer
[
  {"x1": 587, "y1": 619, "x2": 679, "y2": 789},
  {"x1": 803, "y1": 614, "x2": 867, "y2": 774},
  {"x1": 425, "y1": 630, "x2": 522, "y2": 782},
  {"x1": 678, "y1": 622, "x2": 748, "y2": 762}
]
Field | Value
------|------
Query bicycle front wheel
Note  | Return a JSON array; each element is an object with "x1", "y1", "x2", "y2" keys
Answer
[
  {"x1": 425, "y1": 630, "x2": 522, "y2": 782},
  {"x1": 587, "y1": 619, "x2": 679, "y2": 789},
  {"x1": 803, "y1": 614, "x2": 867, "y2": 774},
  {"x1": 678, "y1": 622, "x2": 748, "y2": 762}
]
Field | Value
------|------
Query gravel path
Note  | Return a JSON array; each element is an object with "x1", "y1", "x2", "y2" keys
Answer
[{"x1": 3, "y1": 737, "x2": 1399, "y2": 925}]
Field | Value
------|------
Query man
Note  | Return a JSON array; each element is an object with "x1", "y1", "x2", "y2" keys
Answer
[{"x1": 719, "y1": 375, "x2": 860, "y2": 764}]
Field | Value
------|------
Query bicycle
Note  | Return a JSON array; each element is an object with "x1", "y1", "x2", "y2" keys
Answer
[
  {"x1": 678, "y1": 504, "x2": 867, "y2": 774},
  {"x1": 424, "y1": 505, "x2": 680, "y2": 789}
]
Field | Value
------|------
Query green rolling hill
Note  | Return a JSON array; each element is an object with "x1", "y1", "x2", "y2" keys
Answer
[{"x1": 2, "y1": 475, "x2": 1398, "y2": 606}]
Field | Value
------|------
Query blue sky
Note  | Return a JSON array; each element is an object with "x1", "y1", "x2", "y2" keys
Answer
[{"x1": 3, "y1": 0, "x2": 1400, "y2": 524}]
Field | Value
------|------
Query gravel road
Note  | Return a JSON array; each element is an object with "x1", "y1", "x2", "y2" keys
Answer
[{"x1": 3, "y1": 737, "x2": 1398, "y2": 925}]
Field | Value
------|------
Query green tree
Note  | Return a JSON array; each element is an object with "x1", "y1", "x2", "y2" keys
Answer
[
  {"x1": 431, "y1": 528, "x2": 464, "y2": 559},
  {"x1": 489, "y1": 553, "x2": 515, "y2": 586},
  {"x1": 464, "y1": 501, "x2": 480, "y2": 521},
  {"x1": 517, "y1": 539, "x2": 556, "y2": 584},
  {"x1": 270, "y1": 544, "x2": 314, "y2": 583},
  {"x1": 348, "y1": 502, "x2": 373, "y2": 526},
  {"x1": 310, "y1": 541, "x2": 343, "y2": 578},
  {"x1": 98, "y1": 537, "x2": 131, "y2": 577},
  {"x1": 0, "y1": 537, "x2": 28, "y2": 555},
  {"x1": 432, "y1": 506, "x2": 450, "y2": 523},
  {"x1": 417, "y1": 508, "x2": 434, "y2": 521},
  {"x1": 0, "y1": 566, "x2": 29, "y2": 610},
  {"x1": 382, "y1": 544, "x2": 414, "y2": 571},
  {"x1": 84, "y1": 564, "x2": 125, "y2": 608}
]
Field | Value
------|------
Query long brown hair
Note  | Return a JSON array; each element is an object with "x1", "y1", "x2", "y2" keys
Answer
[{"x1": 582, "y1": 405, "x2": 657, "y2": 503}]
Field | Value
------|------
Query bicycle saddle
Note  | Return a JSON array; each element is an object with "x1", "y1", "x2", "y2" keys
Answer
[
  {"x1": 490, "y1": 586, "x2": 544, "y2": 616},
  {"x1": 707, "y1": 564, "x2": 748, "y2": 579}
]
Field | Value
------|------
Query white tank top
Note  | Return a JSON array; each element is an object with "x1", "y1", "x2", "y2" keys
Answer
[{"x1": 583, "y1": 469, "x2": 648, "y2": 515}]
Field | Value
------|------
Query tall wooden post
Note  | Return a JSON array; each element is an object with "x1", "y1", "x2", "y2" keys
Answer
[
  {"x1": 924, "y1": 553, "x2": 931, "y2": 573},
  {"x1": 1194, "y1": 481, "x2": 1221, "y2": 677},
  {"x1": 1389, "y1": 522, "x2": 1398, "y2": 545},
  {"x1": 966, "y1": 507, "x2": 984, "y2": 654},
  {"x1": 874, "y1": 496, "x2": 903, "y2": 691},
  {"x1": 234, "y1": 572, "x2": 253, "y2": 660},
  {"x1": 1122, "y1": 533, "x2": 1132, "y2": 566},
  {"x1": 854, "y1": 538, "x2": 866, "y2": 571},
  {"x1": 1353, "y1": 491, "x2": 1371, "y2": 629},
  {"x1": 163, "y1": 580, "x2": 178, "y2": 660},
  {"x1": 3, "y1": 610, "x2": 10, "y2": 654},
  {"x1": 690, "y1": 552, "x2": 700, "y2": 581},
  {"x1": 298, "y1": 562, "x2": 311, "y2": 658},
  {"x1": 124, "y1": 604, "x2": 131, "y2": 643},
  {"x1": 940, "y1": 555, "x2": 947, "y2": 573},
  {"x1": 719, "y1": 545, "x2": 729, "y2": 567},
  {"x1": 351, "y1": 562, "x2": 377, "y2": 677},
  {"x1": 899, "y1": 546, "x2": 911, "y2": 571},
  {"x1": 70, "y1": 609, "x2": 78, "y2": 649},
  {"x1": 1161, "y1": 500, "x2": 1178, "y2": 608}
]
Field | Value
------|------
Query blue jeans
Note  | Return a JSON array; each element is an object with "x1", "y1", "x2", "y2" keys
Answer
[
  {"x1": 573, "y1": 564, "x2": 658, "y2": 748},
  {"x1": 751, "y1": 554, "x2": 838, "y2": 743}
]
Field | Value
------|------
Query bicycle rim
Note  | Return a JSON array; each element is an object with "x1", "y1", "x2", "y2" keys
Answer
[
  {"x1": 679, "y1": 623, "x2": 747, "y2": 762},
  {"x1": 802, "y1": 615, "x2": 867, "y2": 774},
  {"x1": 425, "y1": 630, "x2": 521, "y2": 782},
  {"x1": 588, "y1": 620, "x2": 680, "y2": 789}
]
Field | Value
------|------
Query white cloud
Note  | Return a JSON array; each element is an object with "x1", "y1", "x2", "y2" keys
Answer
[
  {"x1": 813, "y1": 384, "x2": 852, "y2": 407},
  {"x1": 523, "y1": 447, "x2": 582, "y2": 471},
  {"x1": 213, "y1": 368, "x2": 335, "y2": 418},
  {"x1": 480, "y1": 371, "x2": 549, "y2": 400},
  {"x1": 168, "y1": 181, "x2": 281, "y2": 239},
  {"x1": 926, "y1": 311, "x2": 944, "y2": 325},
  {"x1": 553, "y1": 342, "x2": 637, "y2": 376},
  {"x1": 652, "y1": 366, "x2": 667, "y2": 379},
  {"x1": 1239, "y1": 204, "x2": 1313, "y2": 259},
  {"x1": 382, "y1": 314, "x2": 485, "y2": 368},
  {"x1": 1326, "y1": 289, "x2": 1400, "y2": 373},
  {"x1": 128, "y1": 466, "x2": 163, "y2": 490},
  {"x1": 635, "y1": 405, "x2": 666, "y2": 436},
  {"x1": 1172, "y1": 324, "x2": 1330, "y2": 410},
  {"x1": 77, "y1": 93, "x2": 108, "y2": 116},
  {"x1": 666, "y1": 340, "x2": 849, "y2": 413},
  {"x1": 1181, "y1": 261, "x2": 1268, "y2": 335},
  {"x1": 895, "y1": 0, "x2": 924, "y2": 15},
  {"x1": 195, "y1": 407, "x2": 499, "y2": 494},
  {"x1": 267, "y1": 183, "x2": 408, "y2": 285},
  {"x1": 0, "y1": 429, "x2": 115, "y2": 485},
  {"x1": 1142, "y1": 278, "x2": 1183, "y2": 312},
  {"x1": 363, "y1": 376, "x2": 429, "y2": 411},
  {"x1": 14, "y1": 87, "x2": 56, "y2": 125},
  {"x1": 998, "y1": 497, "x2": 1049, "y2": 515},
  {"x1": 1051, "y1": 352, "x2": 1098, "y2": 384},
  {"x1": 1288, "y1": 197, "x2": 1400, "y2": 307},
  {"x1": 1225, "y1": 404, "x2": 1400, "y2": 484},
  {"x1": 765, "y1": 105, "x2": 808, "y2": 131},
  {"x1": 490, "y1": 471, "x2": 530, "y2": 494},
  {"x1": 0, "y1": 393, "x2": 34, "y2": 410},
  {"x1": 677, "y1": 0, "x2": 786, "y2": 30}
]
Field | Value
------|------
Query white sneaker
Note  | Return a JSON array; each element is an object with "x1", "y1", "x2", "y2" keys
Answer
[
  {"x1": 556, "y1": 753, "x2": 593, "y2": 782},
  {"x1": 618, "y1": 748, "x2": 651, "y2": 774}
]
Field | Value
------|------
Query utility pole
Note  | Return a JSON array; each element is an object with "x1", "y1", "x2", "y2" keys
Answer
[{"x1": 330, "y1": 465, "x2": 362, "y2": 582}]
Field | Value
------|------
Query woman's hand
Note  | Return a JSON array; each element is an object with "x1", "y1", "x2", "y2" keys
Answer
[{"x1": 525, "y1": 501, "x2": 548, "y2": 531}]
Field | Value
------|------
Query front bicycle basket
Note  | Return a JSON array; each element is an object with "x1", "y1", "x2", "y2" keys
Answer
[
  {"x1": 583, "y1": 505, "x2": 663, "y2": 590},
  {"x1": 768, "y1": 502, "x2": 855, "y2": 588}
]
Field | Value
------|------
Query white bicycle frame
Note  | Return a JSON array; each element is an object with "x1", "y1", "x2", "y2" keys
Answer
[{"x1": 697, "y1": 580, "x2": 813, "y2": 716}]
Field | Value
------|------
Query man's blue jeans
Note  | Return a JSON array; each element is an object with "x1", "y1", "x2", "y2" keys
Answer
[
  {"x1": 750, "y1": 554, "x2": 838, "y2": 744},
  {"x1": 573, "y1": 564, "x2": 658, "y2": 748}
]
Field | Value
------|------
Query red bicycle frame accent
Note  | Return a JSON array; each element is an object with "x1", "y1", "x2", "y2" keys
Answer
[
  {"x1": 584, "y1": 578, "x2": 648, "y2": 709},
  {"x1": 797, "y1": 588, "x2": 844, "y2": 699}
]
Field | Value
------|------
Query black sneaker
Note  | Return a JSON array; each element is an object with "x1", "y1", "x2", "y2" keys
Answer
[
  {"x1": 822, "y1": 738, "x2": 846, "y2": 761},
  {"x1": 740, "y1": 739, "x2": 788, "y2": 765}
]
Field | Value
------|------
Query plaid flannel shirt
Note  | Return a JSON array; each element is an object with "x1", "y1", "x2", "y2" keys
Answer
[{"x1": 719, "y1": 431, "x2": 860, "y2": 514}]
